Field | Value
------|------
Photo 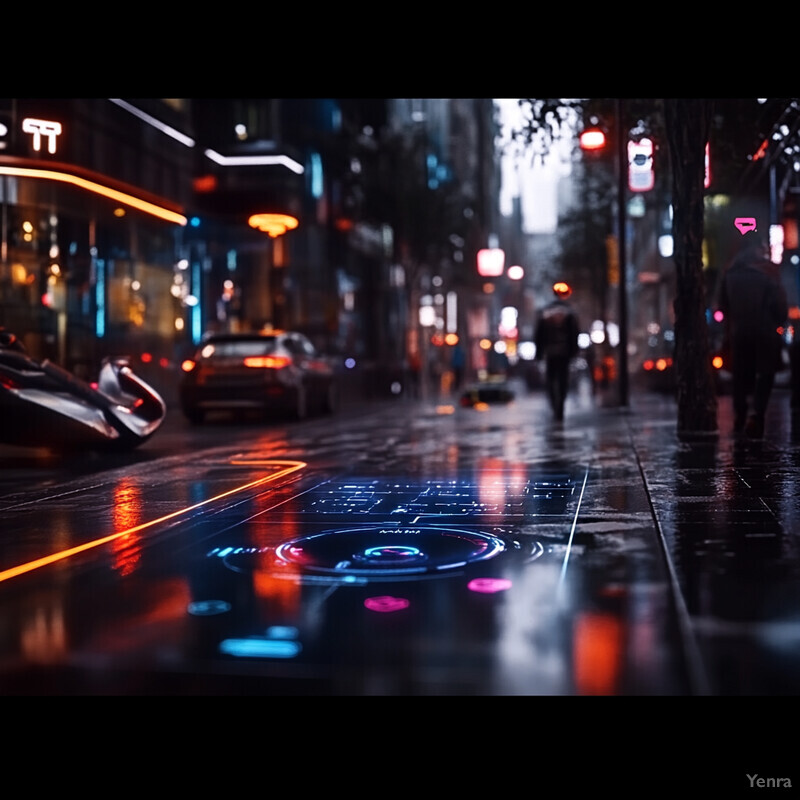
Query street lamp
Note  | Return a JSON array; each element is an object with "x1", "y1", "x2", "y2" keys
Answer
[{"x1": 248, "y1": 212, "x2": 300, "y2": 330}]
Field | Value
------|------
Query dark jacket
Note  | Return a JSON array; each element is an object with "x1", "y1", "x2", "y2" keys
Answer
[
  {"x1": 719, "y1": 252, "x2": 788, "y2": 372},
  {"x1": 535, "y1": 299, "x2": 579, "y2": 360}
]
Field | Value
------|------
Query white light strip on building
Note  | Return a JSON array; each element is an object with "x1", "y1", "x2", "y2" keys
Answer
[
  {"x1": 108, "y1": 99, "x2": 196, "y2": 148},
  {"x1": 203, "y1": 148, "x2": 305, "y2": 174}
]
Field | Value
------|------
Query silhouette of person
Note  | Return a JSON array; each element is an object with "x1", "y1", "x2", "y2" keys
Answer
[
  {"x1": 718, "y1": 233, "x2": 788, "y2": 439},
  {"x1": 450, "y1": 341, "x2": 466, "y2": 392},
  {"x1": 407, "y1": 350, "x2": 422, "y2": 399},
  {"x1": 535, "y1": 282, "x2": 580, "y2": 422}
]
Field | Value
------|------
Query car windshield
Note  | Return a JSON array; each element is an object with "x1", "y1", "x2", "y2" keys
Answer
[{"x1": 199, "y1": 337, "x2": 278, "y2": 359}]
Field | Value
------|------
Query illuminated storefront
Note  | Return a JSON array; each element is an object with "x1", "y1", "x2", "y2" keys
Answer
[{"x1": 0, "y1": 100, "x2": 192, "y2": 374}]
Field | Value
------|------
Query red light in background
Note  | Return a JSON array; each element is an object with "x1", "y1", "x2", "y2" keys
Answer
[
  {"x1": 580, "y1": 129, "x2": 606, "y2": 150},
  {"x1": 752, "y1": 139, "x2": 768, "y2": 161},
  {"x1": 193, "y1": 175, "x2": 217, "y2": 193}
]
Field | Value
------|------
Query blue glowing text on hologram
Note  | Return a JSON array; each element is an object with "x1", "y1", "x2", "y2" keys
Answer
[{"x1": 219, "y1": 638, "x2": 301, "y2": 659}]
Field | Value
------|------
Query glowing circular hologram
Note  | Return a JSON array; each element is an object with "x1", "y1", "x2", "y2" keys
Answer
[
  {"x1": 271, "y1": 526, "x2": 507, "y2": 580},
  {"x1": 358, "y1": 544, "x2": 426, "y2": 565},
  {"x1": 364, "y1": 596, "x2": 411, "y2": 613},
  {"x1": 187, "y1": 599, "x2": 232, "y2": 616},
  {"x1": 467, "y1": 577, "x2": 513, "y2": 594},
  {"x1": 219, "y1": 637, "x2": 301, "y2": 659}
]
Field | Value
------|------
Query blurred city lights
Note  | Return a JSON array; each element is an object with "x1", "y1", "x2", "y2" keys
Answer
[
  {"x1": 590, "y1": 320, "x2": 606, "y2": 344},
  {"x1": 419, "y1": 305, "x2": 436, "y2": 327},
  {"x1": 477, "y1": 247, "x2": 505, "y2": 277},
  {"x1": 770, "y1": 223, "x2": 784, "y2": 264},
  {"x1": 517, "y1": 341, "x2": 536, "y2": 360}
]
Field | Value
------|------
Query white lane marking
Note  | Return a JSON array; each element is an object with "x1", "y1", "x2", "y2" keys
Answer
[{"x1": 557, "y1": 466, "x2": 589, "y2": 603}]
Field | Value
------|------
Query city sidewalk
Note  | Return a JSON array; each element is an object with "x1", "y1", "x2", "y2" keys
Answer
[{"x1": 600, "y1": 385, "x2": 800, "y2": 695}]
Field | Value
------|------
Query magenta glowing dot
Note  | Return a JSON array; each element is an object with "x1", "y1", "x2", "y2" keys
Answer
[
  {"x1": 468, "y1": 577, "x2": 512, "y2": 594},
  {"x1": 364, "y1": 596, "x2": 410, "y2": 613}
]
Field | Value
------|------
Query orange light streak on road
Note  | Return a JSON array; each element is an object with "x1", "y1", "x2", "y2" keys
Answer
[
  {"x1": 111, "y1": 480, "x2": 144, "y2": 576},
  {"x1": 0, "y1": 460, "x2": 307, "y2": 584}
]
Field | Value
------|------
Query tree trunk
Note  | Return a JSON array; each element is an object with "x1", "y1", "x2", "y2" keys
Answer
[{"x1": 663, "y1": 99, "x2": 718, "y2": 435}]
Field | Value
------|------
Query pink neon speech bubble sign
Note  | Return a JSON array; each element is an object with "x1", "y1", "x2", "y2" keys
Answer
[{"x1": 734, "y1": 217, "x2": 757, "y2": 235}]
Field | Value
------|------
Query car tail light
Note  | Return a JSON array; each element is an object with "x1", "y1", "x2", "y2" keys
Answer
[
  {"x1": 244, "y1": 355, "x2": 291, "y2": 369},
  {"x1": 181, "y1": 359, "x2": 197, "y2": 372},
  {"x1": 0, "y1": 372, "x2": 22, "y2": 390}
]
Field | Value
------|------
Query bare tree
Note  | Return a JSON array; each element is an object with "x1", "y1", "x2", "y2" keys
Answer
[{"x1": 663, "y1": 99, "x2": 718, "y2": 435}]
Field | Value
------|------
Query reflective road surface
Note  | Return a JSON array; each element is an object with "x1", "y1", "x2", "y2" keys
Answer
[{"x1": 0, "y1": 381, "x2": 697, "y2": 695}]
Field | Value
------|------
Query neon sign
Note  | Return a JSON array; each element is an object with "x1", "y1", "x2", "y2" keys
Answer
[{"x1": 22, "y1": 118, "x2": 62, "y2": 154}]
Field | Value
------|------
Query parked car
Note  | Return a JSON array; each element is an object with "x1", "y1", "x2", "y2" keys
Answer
[{"x1": 179, "y1": 330, "x2": 338, "y2": 424}]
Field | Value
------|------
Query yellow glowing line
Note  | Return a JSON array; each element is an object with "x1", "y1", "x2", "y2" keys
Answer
[
  {"x1": 0, "y1": 166, "x2": 187, "y2": 226},
  {"x1": 0, "y1": 459, "x2": 306, "y2": 583}
]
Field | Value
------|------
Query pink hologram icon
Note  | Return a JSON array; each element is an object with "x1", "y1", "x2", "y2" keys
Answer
[
  {"x1": 364, "y1": 596, "x2": 410, "y2": 613},
  {"x1": 734, "y1": 217, "x2": 757, "y2": 235},
  {"x1": 467, "y1": 577, "x2": 513, "y2": 594}
]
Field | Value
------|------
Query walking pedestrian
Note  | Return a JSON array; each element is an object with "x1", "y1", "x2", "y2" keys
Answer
[
  {"x1": 450, "y1": 340, "x2": 466, "y2": 393},
  {"x1": 407, "y1": 350, "x2": 422, "y2": 399},
  {"x1": 535, "y1": 281, "x2": 580, "y2": 422},
  {"x1": 718, "y1": 233, "x2": 788, "y2": 439}
]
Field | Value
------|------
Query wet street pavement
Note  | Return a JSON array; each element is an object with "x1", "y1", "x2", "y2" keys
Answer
[{"x1": 1, "y1": 377, "x2": 799, "y2": 697}]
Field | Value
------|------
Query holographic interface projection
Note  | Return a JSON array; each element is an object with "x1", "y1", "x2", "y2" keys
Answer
[
  {"x1": 199, "y1": 465, "x2": 588, "y2": 661},
  {"x1": 208, "y1": 469, "x2": 582, "y2": 583}
]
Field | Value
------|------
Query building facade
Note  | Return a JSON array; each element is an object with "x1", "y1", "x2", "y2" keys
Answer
[{"x1": 0, "y1": 98, "x2": 501, "y2": 397}]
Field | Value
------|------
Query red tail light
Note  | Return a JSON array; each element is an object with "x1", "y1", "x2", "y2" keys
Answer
[
  {"x1": 181, "y1": 359, "x2": 197, "y2": 373},
  {"x1": 0, "y1": 372, "x2": 22, "y2": 390},
  {"x1": 244, "y1": 355, "x2": 291, "y2": 369}
]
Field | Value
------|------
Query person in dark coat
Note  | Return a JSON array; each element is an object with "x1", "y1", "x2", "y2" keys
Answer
[
  {"x1": 535, "y1": 281, "x2": 580, "y2": 422},
  {"x1": 718, "y1": 233, "x2": 788, "y2": 439}
]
